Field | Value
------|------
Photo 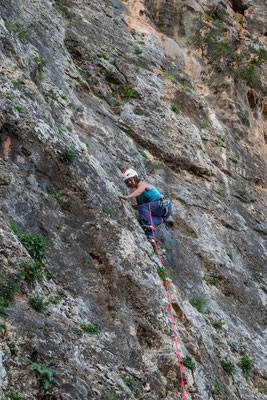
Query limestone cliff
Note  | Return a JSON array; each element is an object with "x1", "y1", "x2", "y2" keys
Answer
[{"x1": 0, "y1": 0, "x2": 266, "y2": 399}]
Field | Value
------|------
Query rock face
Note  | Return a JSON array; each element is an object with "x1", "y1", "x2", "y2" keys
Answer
[{"x1": 0, "y1": 0, "x2": 266, "y2": 399}]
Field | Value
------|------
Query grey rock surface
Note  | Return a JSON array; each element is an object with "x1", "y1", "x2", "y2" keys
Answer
[{"x1": 0, "y1": 0, "x2": 266, "y2": 399}]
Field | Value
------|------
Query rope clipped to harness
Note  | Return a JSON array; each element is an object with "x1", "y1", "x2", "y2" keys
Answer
[{"x1": 148, "y1": 202, "x2": 187, "y2": 400}]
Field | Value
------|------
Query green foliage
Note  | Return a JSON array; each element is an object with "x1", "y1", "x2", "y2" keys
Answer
[
  {"x1": 49, "y1": 186, "x2": 67, "y2": 204},
  {"x1": 164, "y1": 73, "x2": 184, "y2": 89},
  {"x1": 214, "y1": 379, "x2": 221, "y2": 394},
  {"x1": 216, "y1": 134, "x2": 226, "y2": 142},
  {"x1": 165, "y1": 383, "x2": 177, "y2": 392},
  {"x1": 136, "y1": 60, "x2": 152, "y2": 71},
  {"x1": 15, "y1": 105, "x2": 23, "y2": 112},
  {"x1": 54, "y1": 1, "x2": 74, "y2": 20},
  {"x1": 18, "y1": 231, "x2": 47, "y2": 260},
  {"x1": 205, "y1": 277, "x2": 216, "y2": 286},
  {"x1": 138, "y1": 149, "x2": 149, "y2": 160},
  {"x1": 133, "y1": 107, "x2": 143, "y2": 115},
  {"x1": 200, "y1": 121, "x2": 208, "y2": 129},
  {"x1": 171, "y1": 104, "x2": 179, "y2": 114},
  {"x1": 228, "y1": 342, "x2": 239, "y2": 353},
  {"x1": 21, "y1": 261, "x2": 44, "y2": 285},
  {"x1": 230, "y1": 157, "x2": 239, "y2": 163},
  {"x1": 48, "y1": 297, "x2": 60, "y2": 305},
  {"x1": 122, "y1": 375, "x2": 137, "y2": 392},
  {"x1": 6, "y1": 392, "x2": 24, "y2": 400},
  {"x1": 227, "y1": 252, "x2": 233, "y2": 261},
  {"x1": 0, "y1": 273, "x2": 20, "y2": 301},
  {"x1": 12, "y1": 80, "x2": 23, "y2": 89},
  {"x1": 30, "y1": 360, "x2": 60, "y2": 390},
  {"x1": 212, "y1": 320, "x2": 224, "y2": 330},
  {"x1": 88, "y1": 221, "x2": 98, "y2": 226},
  {"x1": 189, "y1": 295, "x2": 208, "y2": 313},
  {"x1": 130, "y1": 29, "x2": 136, "y2": 36},
  {"x1": 6, "y1": 95, "x2": 14, "y2": 101},
  {"x1": 5, "y1": 20, "x2": 35, "y2": 45},
  {"x1": 221, "y1": 360, "x2": 235, "y2": 378},
  {"x1": 0, "y1": 322, "x2": 7, "y2": 331},
  {"x1": 80, "y1": 322, "x2": 101, "y2": 335},
  {"x1": 215, "y1": 139, "x2": 223, "y2": 147},
  {"x1": 34, "y1": 55, "x2": 47, "y2": 81},
  {"x1": 107, "y1": 392, "x2": 117, "y2": 400},
  {"x1": 117, "y1": 84, "x2": 138, "y2": 100},
  {"x1": 189, "y1": 11, "x2": 267, "y2": 84},
  {"x1": 240, "y1": 354, "x2": 253, "y2": 380},
  {"x1": 157, "y1": 265, "x2": 166, "y2": 286},
  {"x1": 29, "y1": 294, "x2": 50, "y2": 313},
  {"x1": 103, "y1": 207, "x2": 110, "y2": 215},
  {"x1": 243, "y1": 280, "x2": 251, "y2": 286},
  {"x1": 47, "y1": 88, "x2": 58, "y2": 101},
  {"x1": 59, "y1": 148, "x2": 77, "y2": 164},
  {"x1": 217, "y1": 177, "x2": 224, "y2": 184},
  {"x1": 182, "y1": 355, "x2": 196, "y2": 371},
  {"x1": 239, "y1": 190, "x2": 247, "y2": 198},
  {"x1": 97, "y1": 52, "x2": 108, "y2": 59},
  {"x1": 0, "y1": 297, "x2": 9, "y2": 315}
]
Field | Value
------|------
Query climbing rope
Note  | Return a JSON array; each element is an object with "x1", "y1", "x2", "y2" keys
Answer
[{"x1": 148, "y1": 202, "x2": 187, "y2": 400}]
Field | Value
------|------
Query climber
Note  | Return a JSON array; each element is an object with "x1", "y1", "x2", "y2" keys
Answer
[{"x1": 120, "y1": 168, "x2": 172, "y2": 245}]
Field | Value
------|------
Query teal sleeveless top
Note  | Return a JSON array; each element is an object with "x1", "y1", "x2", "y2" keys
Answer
[{"x1": 138, "y1": 186, "x2": 163, "y2": 204}]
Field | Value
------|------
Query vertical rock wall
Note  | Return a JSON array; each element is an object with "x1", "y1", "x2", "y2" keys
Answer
[{"x1": 0, "y1": 0, "x2": 266, "y2": 399}]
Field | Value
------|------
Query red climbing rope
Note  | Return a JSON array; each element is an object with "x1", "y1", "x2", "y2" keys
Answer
[{"x1": 148, "y1": 202, "x2": 187, "y2": 400}]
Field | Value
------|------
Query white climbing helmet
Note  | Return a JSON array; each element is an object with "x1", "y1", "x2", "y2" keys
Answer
[{"x1": 122, "y1": 168, "x2": 138, "y2": 181}]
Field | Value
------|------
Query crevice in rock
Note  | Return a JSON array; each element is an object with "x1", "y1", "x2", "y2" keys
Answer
[{"x1": 229, "y1": 0, "x2": 248, "y2": 15}]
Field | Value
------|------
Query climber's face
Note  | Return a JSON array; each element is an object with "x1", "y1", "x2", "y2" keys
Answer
[{"x1": 125, "y1": 177, "x2": 136, "y2": 188}]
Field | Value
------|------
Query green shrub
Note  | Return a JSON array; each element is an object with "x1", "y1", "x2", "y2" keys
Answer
[
  {"x1": 122, "y1": 374, "x2": 137, "y2": 392},
  {"x1": 240, "y1": 354, "x2": 253, "y2": 380},
  {"x1": 204, "y1": 277, "x2": 216, "y2": 286},
  {"x1": 182, "y1": 355, "x2": 196, "y2": 371},
  {"x1": 189, "y1": 295, "x2": 208, "y2": 313},
  {"x1": 18, "y1": 232, "x2": 48, "y2": 260},
  {"x1": 200, "y1": 121, "x2": 208, "y2": 129},
  {"x1": 59, "y1": 148, "x2": 77, "y2": 164},
  {"x1": 212, "y1": 320, "x2": 224, "y2": 330},
  {"x1": 157, "y1": 265, "x2": 167, "y2": 286},
  {"x1": 227, "y1": 252, "x2": 233, "y2": 261},
  {"x1": 117, "y1": 84, "x2": 138, "y2": 100},
  {"x1": 188, "y1": 11, "x2": 267, "y2": 83},
  {"x1": 30, "y1": 360, "x2": 60, "y2": 390},
  {"x1": 0, "y1": 322, "x2": 7, "y2": 331},
  {"x1": 49, "y1": 186, "x2": 67, "y2": 203},
  {"x1": 80, "y1": 322, "x2": 101, "y2": 335},
  {"x1": 239, "y1": 190, "x2": 247, "y2": 198},
  {"x1": 0, "y1": 273, "x2": 20, "y2": 301},
  {"x1": 15, "y1": 105, "x2": 23, "y2": 112},
  {"x1": 34, "y1": 55, "x2": 47, "y2": 81},
  {"x1": 54, "y1": 1, "x2": 74, "y2": 20},
  {"x1": 130, "y1": 29, "x2": 136, "y2": 36},
  {"x1": 229, "y1": 157, "x2": 239, "y2": 163},
  {"x1": 6, "y1": 392, "x2": 24, "y2": 400},
  {"x1": 165, "y1": 383, "x2": 177, "y2": 392},
  {"x1": 216, "y1": 134, "x2": 226, "y2": 142},
  {"x1": 0, "y1": 297, "x2": 9, "y2": 315},
  {"x1": 221, "y1": 360, "x2": 235, "y2": 378},
  {"x1": 213, "y1": 379, "x2": 221, "y2": 394},
  {"x1": 171, "y1": 104, "x2": 179, "y2": 114},
  {"x1": 138, "y1": 149, "x2": 149, "y2": 159},
  {"x1": 29, "y1": 294, "x2": 50, "y2": 313},
  {"x1": 21, "y1": 262, "x2": 44, "y2": 285}
]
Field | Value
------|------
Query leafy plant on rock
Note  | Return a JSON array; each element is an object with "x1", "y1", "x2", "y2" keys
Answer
[
  {"x1": 59, "y1": 148, "x2": 77, "y2": 165},
  {"x1": 188, "y1": 11, "x2": 267, "y2": 84},
  {"x1": 182, "y1": 355, "x2": 196, "y2": 372},
  {"x1": 30, "y1": 360, "x2": 60, "y2": 390},
  {"x1": 189, "y1": 295, "x2": 208, "y2": 313},
  {"x1": 239, "y1": 353, "x2": 253, "y2": 380}
]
